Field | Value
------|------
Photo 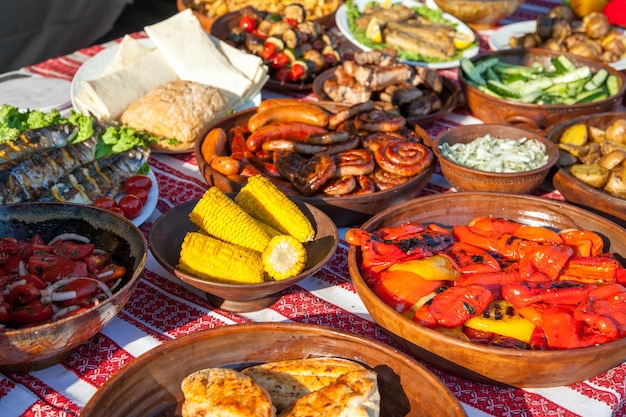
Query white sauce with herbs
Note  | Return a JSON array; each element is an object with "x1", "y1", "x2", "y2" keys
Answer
[{"x1": 439, "y1": 134, "x2": 549, "y2": 173}]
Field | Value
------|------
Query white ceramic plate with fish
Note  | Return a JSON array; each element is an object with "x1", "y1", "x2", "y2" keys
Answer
[{"x1": 335, "y1": 0, "x2": 479, "y2": 69}]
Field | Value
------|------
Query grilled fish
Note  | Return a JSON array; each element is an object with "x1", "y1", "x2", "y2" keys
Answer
[
  {"x1": 383, "y1": 27, "x2": 454, "y2": 59},
  {"x1": 0, "y1": 135, "x2": 97, "y2": 205},
  {"x1": 0, "y1": 124, "x2": 79, "y2": 170},
  {"x1": 181, "y1": 368, "x2": 276, "y2": 417},
  {"x1": 37, "y1": 146, "x2": 150, "y2": 204},
  {"x1": 385, "y1": 21, "x2": 455, "y2": 58},
  {"x1": 241, "y1": 357, "x2": 369, "y2": 413},
  {"x1": 355, "y1": 4, "x2": 415, "y2": 30}
]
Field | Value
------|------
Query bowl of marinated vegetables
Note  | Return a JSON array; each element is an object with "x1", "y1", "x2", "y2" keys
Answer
[
  {"x1": 548, "y1": 111, "x2": 626, "y2": 223},
  {"x1": 458, "y1": 48, "x2": 626, "y2": 134},
  {"x1": 432, "y1": 124, "x2": 559, "y2": 194},
  {"x1": 347, "y1": 192, "x2": 626, "y2": 387},
  {"x1": 0, "y1": 202, "x2": 147, "y2": 372},
  {"x1": 211, "y1": 5, "x2": 343, "y2": 91}
]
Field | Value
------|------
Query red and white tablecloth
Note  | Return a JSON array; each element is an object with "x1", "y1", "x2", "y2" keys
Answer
[{"x1": 2, "y1": 1, "x2": 626, "y2": 416}]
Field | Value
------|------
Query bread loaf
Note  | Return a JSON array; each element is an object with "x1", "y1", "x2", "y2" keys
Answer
[{"x1": 120, "y1": 79, "x2": 230, "y2": 153}]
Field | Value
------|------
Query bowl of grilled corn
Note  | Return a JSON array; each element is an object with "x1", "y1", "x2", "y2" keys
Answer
[{"x1": 149, "y1": 175, "x2": 338, "y2": 312}]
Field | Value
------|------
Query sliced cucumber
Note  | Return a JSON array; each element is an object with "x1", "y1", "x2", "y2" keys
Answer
[
  {"x1": 486, "y1": 79, "x2": 521, "y2": 99},
  {"x1": 584, "y1": 68, "x2": 608, "y2": 91},
  {"x1": 606, "y1": 75, "x2": 620, "y2": 96},
  {"x1": 460, "y1": 58, "x2": 486, "y2": 86}
]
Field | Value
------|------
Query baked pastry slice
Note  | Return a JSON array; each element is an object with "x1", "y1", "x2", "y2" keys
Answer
[{"x1": 181, "y1": 367, "x2": 276, "y2": 417}]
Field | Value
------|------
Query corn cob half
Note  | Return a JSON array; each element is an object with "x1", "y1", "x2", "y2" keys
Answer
[
  {"x1": 189, "y1": 187, "x2": 270, "y2": 252},
  {"x1": 178, "y1": 232, "x2": 265, "y2": 284},
  {"x1": 235, "y1": 175, "x2": 315, "y2": 243},
  {"x1": 262, "y1": 235, "x2": 307, "y2": 280}
]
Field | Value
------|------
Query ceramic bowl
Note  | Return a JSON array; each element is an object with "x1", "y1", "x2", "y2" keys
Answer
[
  {"x1": 313, "y1": 67, "x2": 461, "y2": 128},
  {"x1": 348, "y1": 192, "x2": 626, "y2": 387},
  {"x1": 194, "y1": 107, "x2": 435, "y2": 227},
  {"x1": 149, "y1": 198, "x2": 338, "y2": 312},
  {"x1": 81, "y1": 322, "x2": 467, "y2": 417},
  {"x1": 0, "y1": 202, "x2": 147, "y2": 372},
  {"x1": 432, "y1": 0, "x2": 524, "y2": 30},
  {"x1": 432, "y1": 124, "x2": 559, "y2": 193},
  {"x1": 458, "y1": 48, "x2": 626, "y2": 134},
  {"x1": 547, "y1": 111, "x2": 626, "y2": 225}
]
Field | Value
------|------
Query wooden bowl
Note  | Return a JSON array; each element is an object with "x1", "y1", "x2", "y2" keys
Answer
[
  {"x1": 432, "y1": 0, "x2": 524, "y2": 30},
  {"x1": 81, "y1": 322, "x2": 467, "y2": 417},
  {"x1": 547, "y1": 111, "x2": 626, "y2": 225},
  {"x1": 432, "y1": 124, "x2": 559, "y2": 193},
  {"x1": 348, "y1": 193, "x2": 626, "y2": 387},
  {"x1": 194, "y1": 107, "x2": 436, "y2": 227},
  {"x1": 149, "y1": 199, "x2": 338, "y2": 312},
  {"x1": 0, "y1": 203, "x2": 147, "y2": 372},
  {"x1": 313, "y1": 67, "x2": 461, "y2": 128},
  {"x1": 458, "y1": 48, "x2": 626, "y2": 135}
]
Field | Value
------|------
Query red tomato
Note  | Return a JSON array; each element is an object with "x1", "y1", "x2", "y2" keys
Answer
[
  {"x1": 8, "y1": 299, "x2": 53, "y2": 327},
  {"x1": 270, "y1": 51, "x2": 290, "y2": 69},
  {"x1": 124, "y1": 175, "x2": 152, "y2": 192},
  {"x1": 118, "y1": 194, "x2": 143, "y2": 219},
  {"x1": 107, "y1": 206, "x2": 126, "y2": 217},
  {"x1": 288, "y1": 63, "x2": 307, "y2": 82},
  {"x1": 94, "y1": 196, "x2": 118, "y2": 210},
  {"x1": 261, "y1": 42, "x2": 278, "y2": 60},
  {"x1": 126, "y1": 187, "x2": 148, "y2": 205},
  {"x1": 40, "y1": 260, "x2": 88, "y2": 283},
  {"x1": 274, "y1": 67, "x2": 291, "y2": 83},
  {"x1": 238, "y1": 15, "x2": 257, "y2": 32}
]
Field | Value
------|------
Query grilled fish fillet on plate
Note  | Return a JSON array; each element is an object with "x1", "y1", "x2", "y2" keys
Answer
[
  {"x1": 241, "y1": 357, "x2": 373, "y2": 413},
  {"x1": 278, "y1": 369, "x2": 380, "y2": 417},
  {"x1": 181, "y1": 368, "x2": 276, "y2": 417}
]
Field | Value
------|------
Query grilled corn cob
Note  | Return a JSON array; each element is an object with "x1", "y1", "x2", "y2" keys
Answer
[
  {"x1": 235, "y1": 175, "x2": 315, "y2": 243},
  {"x1": 178, "y1": 232, "x2": 265, "y2": 284},
  {"x1": 262, "y1": 235, "x2": 307, "y2": 280},
  {"x1": 189, "y1": 187, "x2": 270, "y2": 252}
]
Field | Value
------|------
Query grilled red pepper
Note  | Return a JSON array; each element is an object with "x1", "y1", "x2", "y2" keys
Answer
[
  {"x1": 444, "y1": 241, "x2": 501, "y2": 274},
  {"x1": 412, "y1": 284, "x2": 494, "y2": 328},
  {"x1": 372, "y1": 269, "x2": 445, "y2": 314},
  {"x1": 502, "y1": 281, "x2": 596, "y2": 308},
  {"x1": 574, "y1": 283, "x2": 626, "y2": 341},
  {"x1": 518, "y1": 244, "x2": 573, "y2": 281},
  {"x1": 561, "y1": 255, "x2": 625, "y2": 285}
]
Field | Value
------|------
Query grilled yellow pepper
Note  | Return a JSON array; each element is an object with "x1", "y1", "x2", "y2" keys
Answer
[{"x1": 464, "y1": 300, "x2": 536, "y2": 343}]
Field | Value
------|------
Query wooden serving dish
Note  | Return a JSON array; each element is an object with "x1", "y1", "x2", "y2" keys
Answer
[
  {"x1": 194, "y1": 107, "x2": 436, "y2": 227},
  {"x1": 348, "y1": 192, "x2": 626, "y2": 387},
  {"x1": 81, "y1": 322, "x2": 467, "y2": 417},
  {"x1": 458, "y1": 48, "x2": 626, "y2": 134},
  {"x1": 547, "y1": 111, "x2": 626, "y2": 225}
]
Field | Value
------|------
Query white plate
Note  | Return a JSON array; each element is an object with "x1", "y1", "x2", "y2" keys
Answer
[
  {"x1": 71, "y1": 40, "x2": 262, "y2": 117},
  {"x1": 115, "y1": 169, "x2": 158, "y2": 227},
  {"x1": 335, "y1": 0, "x2": 479, "y2": 69},
  {"x1": 489, "y1": 20, "x2": 626, "y2": 71},
  {"x1": 1, "y1": 75, "x2": 72, "y2": 112}
]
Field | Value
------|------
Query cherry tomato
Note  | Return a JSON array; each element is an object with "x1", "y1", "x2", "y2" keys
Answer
[
  {"x1": 261, "y1": 42, "x2": 278, "y2": 61},
  {"x1": 271, "y1": 51, "x2": 290, "y2": 69},
  {"x1": 126, "y1": 187, "x2": 148, "y2": 205},
  {"x1": 239, "y1": 15, "x2": 257, "y2": 32},
  {"x1": 124, "y1": 175, "x2": 152, "y2": 192},
  {"x1": 118, "y1": 194, "x2": 143, "y2": 219},
  {"x1": 94, "y1": 196, "x2": 118, "y2": 210},
  {"x1": 274, "y1": 67, "x2": 291, "y2": 83},
  {"x1": 107, "y1": 206, "x2": 126, "y2": 217},
  {"x1": 288, "y1": 63, "x2": 307, "y2": 82}
]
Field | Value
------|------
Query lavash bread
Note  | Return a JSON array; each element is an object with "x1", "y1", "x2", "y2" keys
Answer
[{"x1": 120, "y1": 79, "x2": 230, "y2": 152}]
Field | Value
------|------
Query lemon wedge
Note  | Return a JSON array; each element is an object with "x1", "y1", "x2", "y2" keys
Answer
[
  {"x1": 381, "y1": 0, "x2": 392, "y2": 8},
  {"x1": 366, "y1": 18, "x2": 383, "y2": 44},
  {"x1": 453, "y1": 31, "x2": 475, "y2": 50}
]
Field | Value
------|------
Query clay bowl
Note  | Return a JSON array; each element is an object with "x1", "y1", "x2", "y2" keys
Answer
[
  {"x1": 547, "y1": 111, "x2": 626, "y2": 225},
  {"x1": 458, "y1": 48, "x2": 626, "y2": 135},
  {"x1": 149, "y1": 198, "x2": 338, "y2": 312},
  {"x1": 194, "y1": 107, "x2": 436, "y2": 227},
  {"x1": 313, "y1": 67, "x2": 461, "y2": 128},
  {"x1": 81, "y1": 322, "x2": 467, "y2": 417},
  {"x1": 432, "y1": 0, "x2": 524, "y2": 30},
  {"x1": 348, "y1": 192, "x2": 626, "y2": 387},
  {"x1": 0, "y1": 202, "x2": 147, "y2": 372},
  {"x1": 432, "y1": 124, "x2": 559, "y2": 193}
]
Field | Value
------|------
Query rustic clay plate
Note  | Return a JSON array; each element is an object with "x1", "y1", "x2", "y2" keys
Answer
[
  {"x1": 458, "y1": 48, "x2": 626, "y2": 134},
  {"x1": 547, "y1": 111, "x2": 626, "y2": 224},
  {"x1": 81, "y1": 322, "x2": 467, "y2": 417},
  {"x1": 149, "y1": 198, "x2": 338, "y2": 312},
  {"x1": 0, "y1": 202, "x2": 147, "y2": 372},
  {"x1": 313, "y1": 67, "x2": 460, "y2": 127},
  {"x1": 194, "y1": 107, "x2": 436, "y2": 227},
  {"x1": 349, "y1": 192, "x2": 626, "y2": 387}
]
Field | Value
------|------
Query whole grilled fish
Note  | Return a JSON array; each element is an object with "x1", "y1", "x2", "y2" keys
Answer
[
  {"x1": 0, "y1": 124, "x2": 79, "y2": 170},
  {"x1": 38, "y1": 147, "x2": 150, "y2": 204},
  {"x1": 0, "y1": 135, "x2": 98, "y2": 205}
]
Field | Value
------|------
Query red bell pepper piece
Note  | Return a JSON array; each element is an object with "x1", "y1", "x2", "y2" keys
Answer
[
  {"x1": 518, "y1": 244, "x2": 573, "y2": 281},
  {"x1": 455, "y1": 269, "x2": 522, "y2": 300},
  {"x1": 560, "y1": 255, "x2": 624, "y2": 285},
  {"x1": 502, "y1": 281, "x2": 596, "y2": 308},
  {"x1": 468, "y1": 216, "x2": 523, "y2": 234},
  {"x1": 574, "y1": 283, "x2": 626, "y2": 341},
  {"x1": 444, "y1": 241, "x2": 501, "y2": 274},
  {"x1": 559, "y1": 229, "x2": 604, "y2": 257},
  {"x1": 372, "y1": 269, "x2": 445, "y2": 314},
  {"x1": 412, "y1": 284, "x2": 493, "y2": 328}
]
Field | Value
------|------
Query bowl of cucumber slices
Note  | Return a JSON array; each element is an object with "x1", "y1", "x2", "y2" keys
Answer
[{"x1": 458, "y1": 48, "x2": 626, "y2": 135}]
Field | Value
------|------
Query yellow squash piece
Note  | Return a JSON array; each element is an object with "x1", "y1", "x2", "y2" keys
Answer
[
  {"x1": 178, "y1": 232, "x2": 265, "y2": 284},
  {"x1": 189, "y1": 187, "x2": 270, "y2": 252},
  {"x1": 235, "y1": 175, "x2": 315, "y2": 243},
  {"x1": 262, "y1": 235, "x2": 307, "y2": 280},
  {"x1": 464, "y1": 300, "x2": 536, "y2": 344}
]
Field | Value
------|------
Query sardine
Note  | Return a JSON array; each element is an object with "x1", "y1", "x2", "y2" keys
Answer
[
  {"x1": 383, "y1": 27, "x2": 454, "y2": 59},
  {"x1": 0, "y1": 124, "x2": 79, "y2": 170},
  {"x1": 38, "y1": 147, "x2": 150, "y2": 204},
  {"x1": 0, "y1": 136, "x2": 98, "y2": 205},
  {"x1": 386, "y1": 21, "x2": 456, "y2": 58}
]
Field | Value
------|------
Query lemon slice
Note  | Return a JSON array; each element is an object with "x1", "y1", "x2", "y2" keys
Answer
[
  {"x1": 381, "y1": 0, "x2": 392, "y2": 8},
  {"x1": 453, "y1": 31, "x2": 476, "y2": 50},
  {"x1": 366, "y1": 18, "x2": 383, "y2": 44}
]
